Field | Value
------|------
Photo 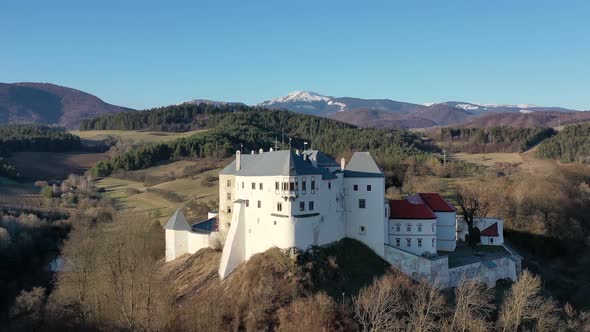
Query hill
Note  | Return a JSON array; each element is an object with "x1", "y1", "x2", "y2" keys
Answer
[
  {"x1": 257, "y1": 91, "x2": 583, "y2": 129},
  {"x1": 537, "y1": 123, "x2": 590, "y2": 163},
  {"x1": 0, "y1": 82, "x2": 133, "y2": 128},
  {"x1": 461, "y1": 111, "x2": 590, "y2": 128}
]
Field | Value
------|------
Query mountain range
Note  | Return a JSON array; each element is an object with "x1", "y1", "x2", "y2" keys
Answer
[
  {"x1": 257, "y1": 91, "x2": 586, "y2": 129},
  {"x1": 1, "y1": 82, "x2": 588, "y2": 129},
  {"x1": 0, "y1": 82, "x2": 133, "y2": 128}
]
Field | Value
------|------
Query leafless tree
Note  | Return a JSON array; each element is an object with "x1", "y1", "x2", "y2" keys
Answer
[
  {"x1": 353, "y1": 272, "x2": 411, "y2": 331},
  {"x1": 498, "y1": 270, "x2": 561, "y2": 332},
  {"x1": 456, "y1": 184, "x2": 490, "y2": 246},
  {"x1": 406, "y1": 281, "x2": 448, "y2": 332},
  {"x1": 446, "y1": 278, "x2": 494, "y2": 332}
]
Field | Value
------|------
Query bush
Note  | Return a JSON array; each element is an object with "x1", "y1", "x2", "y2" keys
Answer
[{"x1": 41, "y1": 186, "x2": 54, "y2": 199}]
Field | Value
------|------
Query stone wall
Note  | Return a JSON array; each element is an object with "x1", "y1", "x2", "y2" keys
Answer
[{"x1": 384, "y1": 244, "x2": 521, "y2": 289}]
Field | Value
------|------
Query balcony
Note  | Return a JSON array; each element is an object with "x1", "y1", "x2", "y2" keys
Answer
[{"x1": 280, "y1": 190, "x2": 298, "y2": 199}]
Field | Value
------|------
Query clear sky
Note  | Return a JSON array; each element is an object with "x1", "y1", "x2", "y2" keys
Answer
[{"x1": 1, "y1": 0, "x2": 589, "y2": 110}]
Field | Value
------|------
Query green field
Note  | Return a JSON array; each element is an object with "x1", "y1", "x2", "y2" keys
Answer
[
  {"x1": 95, "y1": 160, "x2": 221, "y2": 221},
  {"x1": 70, "y1": 129, "x2": 206, "y2": 145}
]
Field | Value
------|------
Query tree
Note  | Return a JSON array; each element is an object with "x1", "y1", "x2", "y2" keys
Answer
[
  {"x1": 41, "y1": 185, "x2": 54, "y2": 199},
  {"x1": 446, "y1": 278, "x2": 494, "y2": 331},
  {"x1": 498, "y1": 270, "x2": 561, "y2": 332},
  {"x1": 405, "y1": 281, "x2": 447, "y2": 332},
  {"x1": 456, "y1": 184, "x2": 490, "y2": 246}
]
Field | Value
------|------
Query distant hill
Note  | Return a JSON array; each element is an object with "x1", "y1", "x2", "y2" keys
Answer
[
  {"x1": 461, "y1": 111, "x2": 590, "y2": 128},
  {"x1": 0, "y1": 82, "x2": 133, "y2": 128},
  {"x1": 181, "y1": 99, "x2": 246, "y2": 107},
  {"x1": 257, "y1": 91, "x2": 580, "y2": 129}
]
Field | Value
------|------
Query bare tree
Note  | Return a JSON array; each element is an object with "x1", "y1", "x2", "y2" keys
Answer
[
  {"x1": 456, "y1": 184, "x2": 490, "y2": 246},
  {"x1": 446, "y1": 278, "x2": 494, "y2": 332},
  {"x1": 353, "y1": 272, "x2": 411, "y2": 331},
  {"x1": 406, "y1": 281, "x2": 448, "y2": 332},
  {"x1": 498, "y1": 270, "x2": 561, "y2": 332}
]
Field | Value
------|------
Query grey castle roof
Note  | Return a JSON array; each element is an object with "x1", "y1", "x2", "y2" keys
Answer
[
  {"x1": 302, "y1": 150, "x2": 340, "y2": 168},
  {"x1": 220, "y1": 150, "x2": 337, "y2": 179},
  {"x1": 163, "y1": 208, "x2": 191, "y2": 231},
  {"x1": 344, "y1": 152, "x2": 384, "y2": 178}
]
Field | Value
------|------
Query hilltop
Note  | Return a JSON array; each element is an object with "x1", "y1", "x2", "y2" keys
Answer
[{"x1": 0, "y1": 82, "x2": 133, "y2": 128}]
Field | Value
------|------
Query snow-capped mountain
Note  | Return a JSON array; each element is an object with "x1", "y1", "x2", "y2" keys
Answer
[{"x1": 179, "y1": 91, "x2": 583, "y2": 129}]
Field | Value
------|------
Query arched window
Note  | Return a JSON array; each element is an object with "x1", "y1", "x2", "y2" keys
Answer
[
  {"x1": 418, "y1": 224, "x2": 422, "y2": 232},
  {"x1": 406, "y1": 224, "x2": 411, "y2": 232}
]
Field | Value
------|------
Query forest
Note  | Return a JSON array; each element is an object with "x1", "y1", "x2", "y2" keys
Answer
[
  {"x1": 536, "y1": 123, "x2": 590, "y2": 163},
  {"x1": 90, "y1": 108, "x2": 435, "y2": 186},
  {"x1": 431, "y1": 127, "x2": 556, "y2": 153},
  {"x1": 0, "y1": 124, "x2": 82, "y2": 154}
]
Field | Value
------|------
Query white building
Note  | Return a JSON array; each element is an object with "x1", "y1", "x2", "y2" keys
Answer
[
  {"x1": 457, "y1": 217, "x2": 504, "y2": 246},
  {"x1": 164, "y1": 148, "x2": 519, "y2": 288}
]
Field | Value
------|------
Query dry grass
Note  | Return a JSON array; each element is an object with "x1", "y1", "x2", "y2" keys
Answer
[
  {"x1": 95, "y1": 160, "x2": 221, "y2": 222},
  {"x1": 452, "y1": 151, "x2": 558, "y2": 176},
  {"x1": 6, "y1": 152, "x2": 107, "y2": 181},
  {"x1": 70, "y1": 129, "x2": 206, "y2": 145}
]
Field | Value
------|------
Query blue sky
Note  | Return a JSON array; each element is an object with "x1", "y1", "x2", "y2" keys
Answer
[{"x1": 1, "y1": 0, "x2": 589, "y2": 110}]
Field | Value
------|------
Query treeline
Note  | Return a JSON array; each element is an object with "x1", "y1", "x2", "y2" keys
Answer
[
  {"x1": 433, "y1": 127, "x2": 556, "y2": 153},
  {"x1": 79, "y1": 102, "x2": 256, "y2": 131},
  {"x1": 0, "y1": 124, "x2": 81, "y2": 154},
  {"x1": 536, "y1": 123, "x2": 590, "y2": 163},
  {"x1": 91, "y1": 109, "x2": 434, "y2": 180}
]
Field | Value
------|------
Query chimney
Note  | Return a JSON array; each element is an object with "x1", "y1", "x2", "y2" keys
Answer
[
  {"x1": 270, "y1": 147, "x2": 274, "y2": 152},
  {"x1": 251, "y1": 150, "x2": 255, "y2": 155},
  {"x1": 303, "y1": 153, "x2": 308, "y2": 161},
  {"x1": 295, "y1": 149, "x2": 300, "y2": 156},
  {"x1": 236, "y1": 150, "x2": 241, "y2": 171},
  {"x1": 340, "y1": 157, "x2": 345, "y2": 171},
  {"x1": 259, "y1": 148, "x2": 264, "y2": 154}
]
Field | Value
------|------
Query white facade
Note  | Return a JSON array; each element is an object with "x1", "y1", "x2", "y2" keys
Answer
[
  {"x1": 434, "y1": 211, "x2": 457, "y2": 251},
  {"x1": 388, "y1": 218, "x2": 437, "y2": 256},
  {"x1": 457, "y1": 217, "x2": 504, "y2": 246}
]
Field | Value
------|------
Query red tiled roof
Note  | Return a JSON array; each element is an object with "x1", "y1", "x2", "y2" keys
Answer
[
  {"x1": 480, "y1": 222, "x2": 499, "y2": 237},
  {"x1": 389, "y1": 199, "x2": 437, "y2": 220},
  {"x1": 419, "y1": 193, "x2": 456, "y2": 212}
]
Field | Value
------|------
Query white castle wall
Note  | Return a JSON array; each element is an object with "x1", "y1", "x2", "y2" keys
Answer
[
  {"x1": 344, "y1": 177, "x2": 386, "y2": 257},
  {"x1": 435, "y1": 211, "x2": 457, "y2": 251},
  {"x1": 384, "y1": 244, "x2": 521, "y2": 288},
  {"x1": 388, "y1": 218, "x2": 437, "y2": 256},
  {"x1": 219, "y1": 200, "x2": 247, "y2": 279}
]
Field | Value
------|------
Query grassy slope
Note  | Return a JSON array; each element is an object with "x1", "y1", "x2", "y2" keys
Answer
[
  {"x1": 70, "y1": 129, "x2": 206, "y2": 144},
  {"x1": 96, "y1": 161, "x2": 221, "y2": 220}
]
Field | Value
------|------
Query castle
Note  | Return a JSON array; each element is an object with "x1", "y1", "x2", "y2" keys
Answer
[{"x1": 165, "y1": 149, "x2": 520, "y2": 288}]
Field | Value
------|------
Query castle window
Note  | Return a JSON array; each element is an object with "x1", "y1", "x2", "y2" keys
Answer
[
  {"x1": 367, "y1": 185, "x2": 371, "y2": 191},
  {"x1": 358, "y1": 199, "x2": 366, "y2": 209},
  {"x1": 353, "y1": 184, "x2": 358, "y2": 191},
  {"x1": 259, "y1": 183, "x2": 263, "y2": 190},
  {"x1": 299, "y1": 201, "x2": 305, "y2": 211},
  {"x1": 396, "y1": 224, "x2": 401, "y2": 232},
  {"x1": 227, "y1": 180, "x2": 231, "y2": 187},
  {"x1": 252, "y1": 182, "x2": 256, "y2": 190},
  {"x1": 226, "y1": 193, "x2": 231, "y2": 200},
  {"x1": 359, "y1": 226, "x2": 366, "y2": 234},
  {"x1": 432, "y1": 238, "x2": 435, "y2": 247},
  {"x1": 418, "y1": 238, "x2": 423, "y2": 248},
  {"x1": 311, "y1": 177, "x2": 316, "y2": 194},
  {"x1": 246, "y1": 200, "x2": 249, "y2": 207},
  {"x1": 490, "y1": 238, "x2": 494, "y2": 244},
  {"x1": 282, "y1": 181, "x2": 288, "y2": 191},
  {"x1": 432, "y1": 224, "x2": 435, "y2": 232},
  {"x1": 406, "y1": 238, "x2": 411, "y2": 248},
  {"x1": 418, "y1": 224, "x2": 422, "y2": 232},
  {"x1": 309, "y1": 201, "x2": 314, "y2": 211},
  {"x1": 396, "y1": 238, "x2": 401, "y2": 247},
  {"x1": 295, "y1": 177, "x2": 298, "y2": 192},
  {"x1": 227, "y1": 207, "x2": 231, "y2": 213},
  {"x1": 328, "y1": 182, "x2": 331, "y2": 189},
  {"x1": 242, "y1": 182, "x2": 244, "y2": 189},
  {"x1": 275, "y1": 180, "x2": 279, "y2": 194},
  {"x1": 289, "y1": 181, "x2": 295, "y2": 192},
  {"x1": 274, "y1": 221, "x2": 277, "y2": 225},
  {"x1": 406, "y1": 224, "x2": 411, "y2": 232},
  {"x1": 302, "y1": 177, "x2": 307, "y2": 195},
  {"x1": 277, "y1": 202, "x2": 282, "y2": 212},
  {"x1": 257, "y1": 200, "x2": 261, "y2": 208}
]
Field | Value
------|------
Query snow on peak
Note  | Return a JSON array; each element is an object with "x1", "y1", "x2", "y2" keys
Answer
[
  {"x1": 483, "y1": 103, "x2": 538, "y2": 109},
  {"x1": 455, "y1": 103, "x2": 482, "y2": 111},
  {"x1": 262, "y1": 91, "x2": 331, "y2": 104}
]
